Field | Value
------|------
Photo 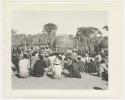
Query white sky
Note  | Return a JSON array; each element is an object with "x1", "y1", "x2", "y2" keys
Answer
[{"x1": 12, "y1": 11, "x2": 108, "y2": 35}]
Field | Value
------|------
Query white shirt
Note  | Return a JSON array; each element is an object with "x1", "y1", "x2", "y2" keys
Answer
[
  {"x1": 18, "y1": 58, "x2": 30, "y2": 72},
  {"x1": 81, "y1": 57, "x2": 86, "y2": 63},
  {"x1": 96, "y1": 54, "x2": 102, "y2": 62}
]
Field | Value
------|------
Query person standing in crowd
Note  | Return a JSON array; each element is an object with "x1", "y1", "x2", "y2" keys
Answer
[
  {"x1": 66, "y1": 56, "x2": 81, "y2": 78},
  {"x1": 97, "y1": 58, "x2": 107, "y2": 77},
  {"x1": 81, "y1": 55, "x2": 86, "y2": 64},
  {"x1": 84, "y1": 53, "x2": 90, "y2": 73},
  {"x1": 100, "y1": 59, "x2": 108, "y2": 81},
  {"x1": 27, "y1": 49, "x2": 32, "y2": 61},
  {"x1": 71, "y1": 59, "x2": 81, "y2": 78},
  {"x1": 60, "y1": 53, "x2": 65, "y2": 60},
  {"x1": 66, "y1": 57, "x2": 73, "y2": 76},
  {"x1": 32, "y1": 55, "x2": 47, "y2": 77},
  {"x1": 30, "y1": 52, "x2": 39, "y2": 73},
  {"x1": 71, "y1": 49, "x2": 78, "y2": 60},
  {"x1": 77, "y1": 56, "x2": 84, "y2": 73},
  {"x1": 52, "y1": 53, "x2": 63, "y2": 79},
  {"x1": 88, "y1": 58, "x2": 97, "y2": 74},
  {"x1": 95, "y1": 52, "x2": 102, "y2": 62},
  {"x1": 48, "y1": 53, "x2": 54, "y2": 72},
  {"x1": 44, "y1": 53, "x2": 51, "y2": 73},
  {"x1": 18, "y1": 54, "x2": 30, "y2": 78}
]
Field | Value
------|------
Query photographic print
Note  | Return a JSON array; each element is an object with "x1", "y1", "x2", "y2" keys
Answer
[
  {"x1": 11, "y1": 11, "x2": 108, "y2": 90},
  {"x1": 2, "y1": 0, "x2": 124, "y2": 98}
]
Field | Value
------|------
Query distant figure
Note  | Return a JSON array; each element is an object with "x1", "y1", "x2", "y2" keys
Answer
[
  {"x1": 48, "y1": 53, "x2": 54, "y2": 72},
  {"x1": 18, "y1": 54, "x2": 30, "y2": 78},
  {"x1": 71, "y1": 59, "x2": 81, "y2": 78},
  {"x1": 95, "y1": 52, "x2": 102, "y2": 62},
  {"x1": 32, "y1": 55, "x2": 47, "y2": 77},
  {"x1": 30, "y1": 52, "x2": 39, "y2": 72},
  {"x1": 98, "y1": 59, "x2": 108, "y2": 77},
  {"x1": 67, "y1": 57, "x2": 81, "y2": 78},
  {"x1": 100, "y1": 59, "x2": 108, "y2": 81},
  {"x1": 44, "y1": 53, "x2": 51, "y2": 73},
  {"x1": 84, "y1": 53, "x2": 90, "y2": 72},
  {"x1": 77, "y1": 56, "x2": 84, "y2": 72},
  {"x1": 88, "y1": 59, "x2": 98, "y2": 73},
  {"x1": 71, "y1": 50, "x2": 78, "y2": 60}
]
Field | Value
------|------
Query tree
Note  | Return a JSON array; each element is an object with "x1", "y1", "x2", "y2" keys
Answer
[
  {"x1": 11, "y1": 29, "x2": 18, "y2": 35},
  {"x1": 75, "y1": 27, "x2": 102, "y2": 51},
  {"x1": 43, "y1": 23, "x2": 58, "y2": 49},
  {"x1": 76, "y1": 27, "x2": 102, "y2": 37},
  {"x1": 43, "y1": 23, "x2": 57, "y2": 35},
  {"x1": 103, "y1": 26, "x2": 108, "y2": 31}
]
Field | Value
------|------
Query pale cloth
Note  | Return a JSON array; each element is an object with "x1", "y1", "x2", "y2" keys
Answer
[
  {"x1": 30, "y1": 56, "x2": 38, "y2": 71},
  {"x1": 85, "y1": 56, "x2": 90, "y2": 62},
  {"x1": 95, "y1": 54, "x2": 102, "y2": 62},
  {"x1": 81, "y1": 57, "x2": 86, "y2": 63},
  {"x1": 53, "y1": 57, "x2": 62, "y2": 78},
  {"x1": 18, "y1": 58, "x2": 30, "y2": 77},
  {"x1": 48, "y1": 56, "x2": 56, "y2": 70},
  {"x1": 98, "y1": 63, "x2": 108, "y2": 76}
]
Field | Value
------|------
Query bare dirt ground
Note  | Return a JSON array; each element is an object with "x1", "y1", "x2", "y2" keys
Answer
[{"x1": 12, "y1": 72, "x2": 108, "y2": 90}]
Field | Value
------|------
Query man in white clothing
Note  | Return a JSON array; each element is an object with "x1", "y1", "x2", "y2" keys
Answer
[{"x1": 18, "y1": 54, "x2": 30, "y2": 78}]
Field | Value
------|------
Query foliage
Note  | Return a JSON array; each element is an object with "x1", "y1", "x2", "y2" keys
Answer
[
  {"x1": 43, "y1": 23, "x2": 57, "y2": 35},
  {"x1": 76, "y1": 27, "x2": 102, "y2": 37},
  {"x1": 74, "y1": 27, "x2": 102, "y2": 51},
  {"x1": 103, "y1": 26, "x2": 108, "y2": 31},
  {"x1": 11, "y1": 29, "x2": 18, "y2": 35}
]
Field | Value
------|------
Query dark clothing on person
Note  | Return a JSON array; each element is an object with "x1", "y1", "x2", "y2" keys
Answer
[
  {"x1": 84, "y1": 62, "x2": 89, "y2": 72},
  {"x1": 32, "y1": 59, "x2": 47, "y2": 77},
  {"x1": 96, "y1": 60, "x2": 100, "y2": 68},
  {"x1": 88, "y1": 61, "x2": 97, "y2": 73},
  {"x1": 77, "y1": 60, "x2": 84, "y2": 72},
  {"x1": 102, "y1": 72, "x2": 108, "y2": 81},
  {"x1": 12, "y1": 54, "x2": 20, "y2": 70},
  {"x1": 69, "y1": 62, "x2": 81, "y2": 78},
  {"x1": 27, "y1": 51, "x2": 32, "y2": 58}
]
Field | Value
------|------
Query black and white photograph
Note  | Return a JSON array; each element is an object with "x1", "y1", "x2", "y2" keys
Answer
[{"x1": 11, "y1": 11, "x2": 108, "y2": 90}]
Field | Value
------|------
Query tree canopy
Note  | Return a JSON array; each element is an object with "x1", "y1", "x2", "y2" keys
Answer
[
  {"x1": 76, "y1": 27, "x2": 102, "y2": 37},
  {"x1": 43, "y1": 23, "x2": 57, "y2": 35},
  {"x1": 11, "y1": 29, "x2": 18, "y2": 35},
  {"x1": 103, "y1": 26, "x2": 108, "y2": 31}
]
